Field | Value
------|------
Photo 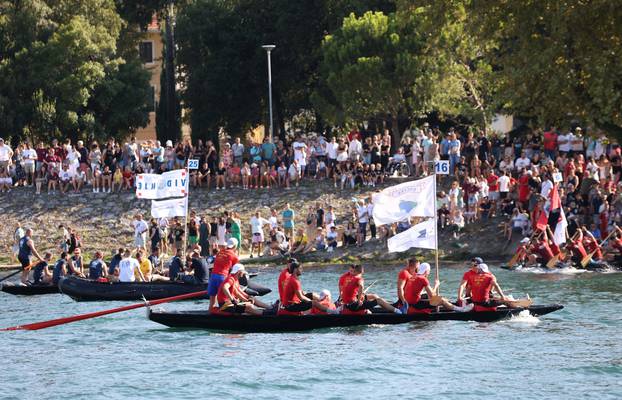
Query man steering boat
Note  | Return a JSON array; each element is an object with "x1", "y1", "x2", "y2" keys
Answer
[{"x1": 469, "y1": 263, "x2": 508, "y2": 311}]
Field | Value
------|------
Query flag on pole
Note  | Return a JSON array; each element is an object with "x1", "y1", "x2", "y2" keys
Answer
[
  {"x1": 387, "y1": 218, "x2": 436, "y2": 253},
  {"x1": 150, "y1": 197, "x2": 188, "y2": 218},
  {"x1": 136, "y1": 169, "x2": 188, "y2": 199},
  {"x1": 536, "y1": 184, "x2": 567, "y2": 245},
  {"x1": 372, "y1": 175, "x2": 436, "y2": 226}
]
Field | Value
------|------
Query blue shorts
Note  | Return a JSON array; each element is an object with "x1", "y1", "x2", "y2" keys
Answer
[{"x1": 207, "y1": 273, "x2": 226, "y2": 296}]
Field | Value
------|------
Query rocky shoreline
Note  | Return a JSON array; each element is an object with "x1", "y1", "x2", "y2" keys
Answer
[{"x1": 0, "y1": 177, "x2": 520, "y2": 268}]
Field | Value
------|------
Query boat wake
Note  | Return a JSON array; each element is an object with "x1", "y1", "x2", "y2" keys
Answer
[
  {"x1": 515, "y1": 266, "x2": 588, "y2": 275},
  {"x1": 503, "y1": 310, "x2": 540, "y2": 325}
]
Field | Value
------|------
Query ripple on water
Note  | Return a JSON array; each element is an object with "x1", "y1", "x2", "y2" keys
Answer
[{"x1": 1, "y1": 265, "x2": 622, "y2": 399}]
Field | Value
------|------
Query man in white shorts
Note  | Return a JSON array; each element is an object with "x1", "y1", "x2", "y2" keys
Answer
[
  {"x1": 132, "y1": 214, "x2": 149, "y2": 250},
  {"x1": 249, "y1": 211, "x2": 270, "y2": 258}
]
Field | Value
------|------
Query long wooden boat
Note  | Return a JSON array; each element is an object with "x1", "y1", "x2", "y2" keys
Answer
[
  {"x1": 59, "y1": 276, "x2": 271, "y2": 302},
  {"x1": 1, "y1": 283, "x2": 59, "y2": 296},
  {"x1": 147, "y1": 304, "x2": 564, "y2": 332}
]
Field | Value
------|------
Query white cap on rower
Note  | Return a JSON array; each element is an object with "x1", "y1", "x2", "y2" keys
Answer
[
  {"x1": 477, "y1": 263, "x2": 489, "y2": 273},
  {"x1": 231, "y1": 263, "x2": 245, "y2": 274},
  {"x1": 226, "y1": 237, "x2": 238, "y2": 249},
  {"x1": 319, "y1": 289, "x2": 331, "y2": 300},
  {"x1": 417, "y1": 262, "x2": 431, "y2": 275},
  {"x1": 520, "y1": 237, "x2": 530, "y2": 244}
]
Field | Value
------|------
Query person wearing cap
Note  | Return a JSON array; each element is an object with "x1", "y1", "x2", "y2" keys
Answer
[
  {"x1": 278, "y1": 261, "x2": 318, "y2": 316},
  {"x1": 215, "y1": 264, "x2": 270, "y2": 315},
  {"x1": 208, "y1": 237, "x2": 240, "y2": 309},
  {"x1": 88, "y1": 251, "x2": 108, "y2": 280},
  {"x1": 311, "y1": 290, "x2": 338, "y2": 315},
  {"x1": 397, "y1": 258, "x2": 418, "y2": 308},
  {"x1": 469, "y1": 263, "x2": 507, "y2": 311},
  {"x1": 340, "y1": 264, "x2": 402, "y2": 315},
  {"x1": 405, "y1": 262, "x2": 473, "y2": 313},
  {"x1": 456, "y1": 257, "x2": 482, "y2": 306}
]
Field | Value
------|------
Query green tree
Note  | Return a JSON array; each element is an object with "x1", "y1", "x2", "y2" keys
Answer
[
  {"x1": 0, "y1": 0, "x2": 153, "y2": 143},
  {"x1": 464, "y1": 0, "x2": 622, "y2": 137},
  {"x1": 314, "y1": 11, "x2": 435, "y2": 145}
]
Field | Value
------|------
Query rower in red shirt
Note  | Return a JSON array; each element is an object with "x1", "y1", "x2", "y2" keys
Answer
[
  {"x1": 208, "y1": 238, "x2": 239, "y2": 309},
  {"x1": 404, "y1": 263, "x2": 473, "y2": 314},
  {"x1": 606, "y1": 226, "x2": 622, "y2": 263},
  {"x1": 529, "y1": 232, "x2": 554, "y2": 266},
  {"x1": 566, "y1": 230, "x2": 588, "y2": 265},
  {"x1": 582, "y1": 229, "x2": 603, "y2": 261},
  {"x1": 277, "y1": 258, "x2": 296, "y2": 304},
  {"x1": 457, "y1": 257, "x2": 482, "y2": 306},
  {"x1": 278, "y1": 262, "x2": 316, "y2": 315},
  {"x1": 397, "y1": 258, "x2": 418, "y2": 308},
  {"x1": 340, "y1": 264, "x2": 401, "y2": 315},
  {"x1": 214, "y1": 264, "x2": 270, "y2": 315},
  {"x1": 311, "y1": 290, "x2": 337, "y2": 315},
  {"x1": 470, "y1": 263, "x2": 507, "y2": 312}
]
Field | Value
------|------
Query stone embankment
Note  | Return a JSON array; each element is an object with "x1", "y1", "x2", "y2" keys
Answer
[{"x1": 0, "y1": 178, "x2": 519, "y2": 267}]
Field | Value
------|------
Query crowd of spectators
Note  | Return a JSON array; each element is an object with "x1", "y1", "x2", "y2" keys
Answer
[{"x1": 4, "y1": 122, "x2": 622, "y2": 257}]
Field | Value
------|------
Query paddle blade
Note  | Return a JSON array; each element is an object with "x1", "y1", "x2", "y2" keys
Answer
[
  {"x1": 429, "y1": 296, "x2": 443, "y2": 307},
  {"x1": 580, "y1": 252, "x2": 594, "y2": 268},
  {"x1": 1, "y1": 289, "x2": 207, "y2": 331},
  {"x1": 546, "y1": 254, "x2": 560, "y2": 269}
]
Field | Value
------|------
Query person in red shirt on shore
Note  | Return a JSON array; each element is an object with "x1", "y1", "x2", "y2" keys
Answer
[
  {"x1": 340, "y1": 264, "x2": 401, "y2": 315},
  {"x1": 457, "y1": 257, "x2": 483, "y2": 305},
  {"x1": 397, "y1": 258, "x2": 418, "y2": 308},
  {"x1": 208, "y1": 237, "x2": 239, "y2": 309},
  {"x1": 404, "y1": 263, "x2": 473, "y2": 314},
  {"x1": 518, "y1": 169, "x2": 532, "y2": 209},
  {"x1": 469, "y1": 263, "x2": 507, "y2": 312},
  {"x1": 214, "y1": 264, "x2": 269, "y2": 315}
]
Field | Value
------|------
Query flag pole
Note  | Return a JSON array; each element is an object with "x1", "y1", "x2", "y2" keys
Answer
[
  {"x1": 433, "y1": 164, "x2": 439, "y2": 287},
  {"x1": 182, "y1": 162, "x2": 190, "y2": 260}
]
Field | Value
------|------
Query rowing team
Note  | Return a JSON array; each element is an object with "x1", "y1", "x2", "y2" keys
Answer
[
  {"x1": 514, "y1": 225, "x2": 622, "y2": 268},
  {"x1": 211, "y1": 256, "x2": 509, "y2": 316}
]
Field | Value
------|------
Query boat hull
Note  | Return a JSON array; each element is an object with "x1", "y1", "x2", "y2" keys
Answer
[
  {"x1": 148, "y1": 304, "x2": 564, "y2": 332},
  {"x1": 58, "y1": 277, "x2": 270, "y2": 302},
  {"x1": 1, "y1": 283, "x2": 59, "y2": 296}
]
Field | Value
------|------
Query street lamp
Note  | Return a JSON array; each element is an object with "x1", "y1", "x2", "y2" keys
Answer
[{"x1": 262, "y1": 44, "x2": 276, "y2": 143}]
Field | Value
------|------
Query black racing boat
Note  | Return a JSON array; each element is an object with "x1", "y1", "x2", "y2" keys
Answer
[
  {"x1": 147, "y1": 304, "x2": 564, "y2": 332},
  {"x1": 1, "y1": 283, "x2": 59, "y2": 296},
  {"x1": 58, "y1": 276, "x2": 271, "y2": 302}
]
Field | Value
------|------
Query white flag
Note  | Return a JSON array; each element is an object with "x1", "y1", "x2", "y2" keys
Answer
[
  {"x1": 387, "y1": 218, "x2": 436, "y2": 253},
  {"x1": 136, "y1": 169, "x2": 189, "y2": 199},
  {"x1": 372, "y1": 175, "x2": 435, "y2": 226},
  {"x1": 151, "y1": 197, "x2": 188, "y2": 218}
]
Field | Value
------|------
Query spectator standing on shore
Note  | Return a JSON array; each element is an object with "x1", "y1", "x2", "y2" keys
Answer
[
  {"x1": 133, "y1": 214, "x2": 148, "y2": 250},
  {"x1": 356, "y1": 200, "x2": 369, "y2": 246},
  {"x1": 282, "y1": 203, "x2": 295, "y2": 240},
  {"x1": 232, "y1": 137, "x2": 245, "y2": 166},
  {"x1": 249, "y1": 211, "x2": 270, "y2": 258}
]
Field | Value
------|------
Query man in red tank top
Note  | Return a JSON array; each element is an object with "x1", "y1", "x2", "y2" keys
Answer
[
  {"x1": 566, "y1": 230, "x2": 588, "y2": 265},
  {"x1": 470, "y1": 263, "x2": 507, "y2": 311},
  {"x1": 277, "y1": 258, "x2": 296, "y2": 304},
  {"x1": 606, "y1": 227, "x2": 622, "y2": 263},
  {"x1": 338, "y1": 264, "x2": 354, "y2": 302},
  {"x1": 279, "y1": 263, "x2": 316, "y2": 315},
  {"x1": 582, "y1": 230, "x2": 603, "y2": 261},
  {"x1": 214, "y1": 264, "x2": 270, "y2": 315},
  {"x1": 457, "y1": 257, "x2": 482, "y2": 305},
  {"x1": 340, "y1": 264, "x2": 401, "y2": 314},
  {"x1": 404, "y1": 263, "x2": 473, "y2": 314},
  {"x1": 397, "y1": 258, "x2": 418, "y2": 307}
]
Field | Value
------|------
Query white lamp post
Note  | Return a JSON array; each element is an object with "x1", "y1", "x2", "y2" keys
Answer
[{"x1": 262, "y1": 44, "x2": 276, "y2": 143}]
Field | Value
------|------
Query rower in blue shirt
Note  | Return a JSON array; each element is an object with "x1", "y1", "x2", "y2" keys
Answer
[{"x1": 88, "y1": 251, "x2": 108, "y2": 280}]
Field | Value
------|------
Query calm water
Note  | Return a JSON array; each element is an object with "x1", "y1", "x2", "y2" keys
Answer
[{"x1": 1, "y1": 264, "x2": 621, "y2": 400}]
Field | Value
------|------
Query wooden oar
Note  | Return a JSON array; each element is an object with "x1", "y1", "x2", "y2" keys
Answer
[
  {"x1": 580, "y1": 229, "x2": 617, "y2": 268},
  {"x1": 0, "y1": 269, "x2": 22, "y2": 283},
  {"x1": 1, "y1": 290, "x2": 208, "y2": 331},
  {"x1": 507, "y1": 249, "x2": 524, "y2": 267},
  {"x1": 496, "y1": 294, "x2": 532, "y2": 308},
  {"x1": 546, "y1": 253, "x2": 561, "y2": 269},
  {"x1": 363, "y1": 279, "x2": 379, "y2": 294}
]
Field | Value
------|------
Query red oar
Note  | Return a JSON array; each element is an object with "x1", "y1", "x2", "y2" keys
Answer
[{"x1": 1, "y1": 290, "x2": 207, "y2": 331}]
